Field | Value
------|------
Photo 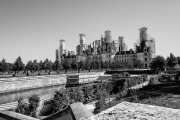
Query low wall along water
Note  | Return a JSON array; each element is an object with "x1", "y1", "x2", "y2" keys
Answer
[{"x1": 0, "y1": 72, "x2": 104, "y2": 94}]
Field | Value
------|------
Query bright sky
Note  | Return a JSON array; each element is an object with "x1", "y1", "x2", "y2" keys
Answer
[{"x1": 0, "y1": 0, "x2": 180, "y2": 64}]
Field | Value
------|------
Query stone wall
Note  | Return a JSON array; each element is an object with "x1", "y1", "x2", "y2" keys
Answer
[
  {"x1": 0, "y1": 72, "x2": 104, "y2": 94},
  {"x1": 0, "y1": 76, "x2": 66, "y2": 94}
]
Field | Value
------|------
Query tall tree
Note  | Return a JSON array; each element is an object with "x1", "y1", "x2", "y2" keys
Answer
[
  {"x1": 38, "y1": 60, "x2": 43, "y2": 72},
  {"x1": 0, "y1": 58, "x2": 8, "y2": 77},
  {"x1": 100, "y1": 61, "x2": 104, "y2": 71},
  {"x1": 63, "y1": 59, "x2": 71, "y2": 73},
  {"x1": 13, "y1": 56, "x2": 24, "y2": 74},
  {"x1": 134, "y1": 59, "x2": 144, "y2": 69},
  {"x1": 95, "y1": 61, "x2": 99, "y2": 70},
  {"x1": 177, "y1": 56, "x2": 180, "y2": 65},
  {"x1": 166, "y1": 53, "x2": 178, "y2": 67},
  {"x1": 77, "y1": 61, "x2": 84, "y2": 72},
  {"x1": 7, "y1": 63, "x2": 13, "y2": 73},
  {"x1": 43, "y1": 59, "x2": 49, "y2": 72},
  {"x1": 25, "y1": 60, "x2": 33, "y2": 76},
  {"x1": 53, "y1": 59, "x2": 61, "y2": 72},
  {"x1": 47, "y1": 60, "x2": 53, "y2": 74},
  {"x1": 85, "y1": 60, "x2": 91, "y2": 72},
  {"x1": 32, "y1": 60, "x2": 39, "y2": 72},
  {"x1": 150, "y1": 55, "x2": 166, "y2": 71},
  {"x1": 71, "y1": 60, "x2": 77, "y2": 71},
  {"x1": 111, "y1": 62, "x2": 116, "y2": 70}
]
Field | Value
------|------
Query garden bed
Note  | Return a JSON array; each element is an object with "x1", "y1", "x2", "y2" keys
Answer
[{"x1": 94, "y1": 75, "x2": 180, "y2": 114}]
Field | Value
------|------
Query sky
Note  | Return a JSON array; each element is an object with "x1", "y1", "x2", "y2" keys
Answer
[{"x1": 0, "y1": 0, "x2": 180, "y2": 64}]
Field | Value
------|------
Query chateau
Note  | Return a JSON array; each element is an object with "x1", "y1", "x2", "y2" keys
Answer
[{"x1": 55, "y1": 27, "x2": 155, "y2": 68}]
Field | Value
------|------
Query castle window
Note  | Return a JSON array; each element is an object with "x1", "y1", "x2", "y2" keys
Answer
[
  {"x1": 145, "y1": 57, "x2": 147, "y2": 61},
  {"x1": 145, "y1": 64, "x2": 147, "y2": 68},
  {"x1": 145, "y1": 53, "x2": 147, "y2": 56}
]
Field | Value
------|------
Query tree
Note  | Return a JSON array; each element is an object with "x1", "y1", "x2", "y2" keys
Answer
[
  {"x1": 111, "y1": 62, "x2": 116, "y2": 70},
  {"x1": 166, "y1": 53, "x2": 178, "y2": 67},
  {"x1": 0, "y1": 58, "x2": 8, "y2": 73},
  {"x1": 95, "y1": 61, "x2": 99, "y2": 70},
  {"x1": 43, "y1": 59, "x2": 49, "y2": 73},
  {"x1": 25, "y1": 60, "x2": 33, "y2": 76},
  {"x1": 13, "y1": 56, "x2": 24, "y2": 74},
  {"x1": 100, "y1": 61, "x2": 104, "y2": 71},
  {"x1": 32, "y1": 60, "x2": 39, "y2": 72},
  {"x1": 63, "y1": 59, "x2": 71, "y2": 73},
  {"x1": 85, "y1": 60, "x2": 91, "y2": 72},
  {"x1": 150, "y1": 55, "x2": 166, "y2": 71},
  {"x1": 177, "y1": 56, "x2": 180, "y2": 65},
  {"x1": 7, "y1": 63, "x2": 13, "y2": 73},
  {"x1": 53, "y1": 59, "x2": 61, "y2": 72},
  {"x1": 77, "y1": 61, "x2": 84, "y2": 72},
  {"x1": 123, "y1": 61, "x2": 134, "y2": 70},
  {"x1": 134, "y1": 59, "x2": 144, "y2": 69},
  {"x1": 71, "y1": 60, "x2": 77, "y2": 71},
  {"x1": 47, "y1": 60, "x2": 53, "y2": 74},
  {"x1": 38, "y1": 60, "x2": 43, "y2": 72},
  {"x1": 91, "y1": 61, "x2": 95, "y2": 70},
  {"x1": 0, "y1": 58, "x2": 8, "y2": 77}
]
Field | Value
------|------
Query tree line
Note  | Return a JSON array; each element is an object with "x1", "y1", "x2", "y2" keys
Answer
[
  {"x1": 149, "y1": 53, "x2": 180, "y2": 71},
  {"x1": 0, "y1": 53, "x2": 178, "y2": 76},
  {"x1": 0, "y1": 56, "x2": 145, "y2": 75}
]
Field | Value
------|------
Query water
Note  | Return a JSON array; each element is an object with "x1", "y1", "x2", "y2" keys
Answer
[{"x1": 0, "y1": 85, "x2": 65, "y2": 105}]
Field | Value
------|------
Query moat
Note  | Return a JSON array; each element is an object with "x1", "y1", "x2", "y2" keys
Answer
[{"x1": 0, "y1": 85, "x2": 65, "y2": 105}]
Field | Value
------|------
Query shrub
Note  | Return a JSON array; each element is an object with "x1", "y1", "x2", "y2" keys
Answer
[
  {"x1": 116, "y1": 80, "x2": 128, "y2": 99},
  {"x1": 82, "y1": 85, "x2": 95, "y2": 103},
  {"x1": 129, "y1": 89, "x2": 139, "y2": 102},
  {"x1": 16, "y1": 95, "x2": 42, "y2": 118},
  {"x1": 67, "y1": 87, "x2": 85, "y2": 103},
  {"x1": 16, "y1": 98, "x2": 30, "y2": 116},
  {"x1": 94, "y1": 89, "x2": 108, "y2": 113},
  {"x1": 51, "y1": 90, "x2": 70, "y2": 113},
  {"x1": 28, "y1": 95, "x2": 41, "y2": 117}
]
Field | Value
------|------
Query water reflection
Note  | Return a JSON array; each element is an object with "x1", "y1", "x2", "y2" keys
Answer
[{"x1": 0, "y1": 85, "x2": 65, "y2": 105}]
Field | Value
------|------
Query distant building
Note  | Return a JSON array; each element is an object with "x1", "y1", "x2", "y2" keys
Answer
[{"x1": 55, "y1": 27, "x2": 156, "y2": 68}]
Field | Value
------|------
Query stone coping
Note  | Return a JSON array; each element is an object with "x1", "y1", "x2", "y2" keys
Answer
[
  {"x1": 89, "y1": 101, "x2": 180, "y2": 120},
  {"x1": 71, "y1": 102, "x2": 94, "y2": 120},
  {"x1": 0, "y1": 110, "x2": 39, "y2": 120}
]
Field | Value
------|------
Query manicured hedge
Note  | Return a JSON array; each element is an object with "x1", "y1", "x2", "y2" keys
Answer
[{"x1": 105, "y1": 70, "x2": 155, "y2": 75}]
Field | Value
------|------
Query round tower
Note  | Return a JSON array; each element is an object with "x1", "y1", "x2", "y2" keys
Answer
[
  {"x1": 139, "y1": 27, "x2": 148, "y2": 41},
  {"x1": 59, "y1": 39, "x2": 66, "y2": 54},
  {"x1": 79, "y1": 34, "x2": 86, "y2": 45},
  {"x1": 104, "y1": 30, "x2": 112, "y2": 43}
]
